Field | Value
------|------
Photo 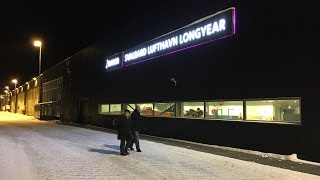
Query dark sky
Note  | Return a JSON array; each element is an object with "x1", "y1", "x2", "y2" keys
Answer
[
  {"x1": 0, "y1": 0, "x2": 155, "y2": 87},
  {"x1": 0, "y1": 0, "x2": 240, "y2": 89},
  {"x1": 0, "y1": 1, "x2": 315, "y2": 90}
]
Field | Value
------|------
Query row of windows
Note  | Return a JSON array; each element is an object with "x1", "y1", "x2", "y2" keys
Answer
[
  {"x1": 98, "y1": 98, "x2": 301, "y2": 123},
  {"x1": 42, "y1": 77, "x2": 63, "y2": 103},
  {"x1": 43, "y1": 77, "x2": 63, "y2": 92}
]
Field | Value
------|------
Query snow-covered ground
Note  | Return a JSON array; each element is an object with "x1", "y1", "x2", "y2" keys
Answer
[{"x1": 0, "y1": 112, "x2": 319, "y2": 180}]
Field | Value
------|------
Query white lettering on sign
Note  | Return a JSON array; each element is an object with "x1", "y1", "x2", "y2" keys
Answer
[
  {"x1": 105, "y1": 57, "x2": 120, "y2": 69},
  {"x1": 147, "y1": 36, "x2": 179, "y2": 55},
  {"x1": 179, "y1": 19, "x2": 226, "y2": 45},
  {"x1": 124, "y1": 48, "x2": 147, "y2": 62},
  {"x1": 124, "y1": 18, "x2": 226, "y2": 63}
]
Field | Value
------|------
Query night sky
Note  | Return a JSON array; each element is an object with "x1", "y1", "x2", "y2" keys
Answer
[
  {"x1": 0, "y1": 0, "x2": 239, "y2": 89},
  {"x1": 0, "y1": 1, "x2": 315, "y2": 91}
]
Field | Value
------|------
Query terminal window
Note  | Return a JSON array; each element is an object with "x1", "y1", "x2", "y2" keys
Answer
[
  {"x1": 154, "y1": 103, "x2": 176, "y2": 117},
  {"x1": 110, "y1": 104, "x2": 122, "y2": 115},
  {"x1": 42, "y1": 77, "x2": 63, "y2": 103},
  {"x1": 98, "y1": 104, "x2": 109, "y2": 114},
  {"x1": 123, "y1": 104, "x2": 136, "y2": 111},
  {"x1": 98, "y1": 98, "x2": 300, "y2": 124},
  {"x1": 246, "y1": 99, "x2": 300, "y2": 122},
  {"x1": 180, "y1": 102, "x2": 204, "y2": 118},
  {"x1": 205, "y1": 101, "x2": 243, "y2": 120},
  {"x1": 137, "y1": 103, "x2": 154, "y2": 116}
]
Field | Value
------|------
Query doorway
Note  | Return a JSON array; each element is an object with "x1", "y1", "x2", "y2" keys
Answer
[{"x1": 78, "y1": 98, "x2": 89, "y2": 125}]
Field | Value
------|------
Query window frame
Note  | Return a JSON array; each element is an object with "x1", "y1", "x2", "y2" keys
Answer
[
  {"x1": 98, "y1": 97, "x2": 301, "y2": 125},
  {"x1": 178, "y1": 101, "x2": 205, "y2": 119},
  {"x1": 153, "y1": 102, "x2": 177, "y2": 117},
  {"x1": 98, "y1": 104, "x2": 110, "y2": 115},
  {"x1": 122, "y1": 103, "x2": 136, "y2": 112},
  {"x1": 204, "y1": 100, "x2": 244, "y2": 120},
  {"x1": 136, "y1": 103, "x2": 155, "y2": 116},
  {"x1": 109, "y1": 103, "x2": 122, "y2": 115},
  {"x1": 245, "y1": 98, "x2": 301, "y2": 124}
]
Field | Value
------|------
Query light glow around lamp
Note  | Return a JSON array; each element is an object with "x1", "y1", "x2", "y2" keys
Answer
[{"x1": 33, "y1": 40, "x2": 42, "y2": 47}]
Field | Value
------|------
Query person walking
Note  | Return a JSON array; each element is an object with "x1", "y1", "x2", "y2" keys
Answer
[
  {"x1": 129, "y1": 106, "x2": 142, "y2": 152},
  {"x1": 113, "y1": 110, "x2": 133, "y2": 156}
]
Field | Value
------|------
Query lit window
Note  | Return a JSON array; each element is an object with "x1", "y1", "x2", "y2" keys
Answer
[
  {"x1": 110, "y1": 104, "x2": 122, "y2": 115},
  {"x1": 180, "y1": 102, "x2": 204, "y2": 118},
  {"x1": 154, "y1": 103, "x2": 176, "y2": 117},
  {"x1": 123, "y1": 104, "x2": 136, "y2": 111},
  {"x1": 205, "y1": 101, "x2": 243, "y2": 120},
  {"x1": 246, "y1": 99, "x2": 300, "y2": 122},
  {"x1": 137, "y1": 103, "x2": 154, "y2": 116},
  {"x1": 98, "y1": 104, "x2": 109, "y2": 114}
]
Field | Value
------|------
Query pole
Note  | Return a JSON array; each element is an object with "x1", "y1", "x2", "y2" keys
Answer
[
  {"x1": 6, "y1": 93, "x2": 8, "y2": 112},
  {"x1": 5, "y1": 93, "x2": 8, "y2": 112},
  {"x1": 39, "y1": 46, "x2": 42, "y2": 76},
  {"x1": 15, "y1": 88, "x2": 17, "y2": 113}
]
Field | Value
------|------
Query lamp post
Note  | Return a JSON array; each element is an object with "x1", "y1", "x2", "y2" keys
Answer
[
  {"x1": 11, "y1": 79, "x2": 18, "y2": 113},
  {"x1": 4, "y1": 86, "x2": 9, "y2": 111},
  {"x1": 4, "y1": 90, "x2": 9, "y2": 112},
  {"x1": 0, "y1": 95, "x2": 3, "y2": 107},
  {"x1": 0, "y1": 95, "x2": 3, "y2": 111},
  {"x1": 33, "y1": 40, "x2": 42, "y2": 76},
  {"x1": 12, "y1": 79, "x2": 17, "y2": 89}
]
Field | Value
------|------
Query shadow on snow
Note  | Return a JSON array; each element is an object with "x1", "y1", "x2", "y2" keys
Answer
[
  {"x1": 104, "y1": 144, "x2": 120, "y2": 151},
  {"x1": 89, "y1": 148, "x2": 119, "y2": 155}
]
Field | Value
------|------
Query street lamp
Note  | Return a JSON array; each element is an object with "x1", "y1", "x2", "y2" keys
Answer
[
  {"x1": 5, "y1": 86, "x2": 9, "y2": 90},
  {"x1": 33, "y1": 40, "x2": 42, "y2": 76},
  {"x1": 11, "y1": 79, "x2": 18, "y2": 113},
  {"x1": 12, "y1": 79, "x2": 17, "y2": 89},
  {"x1": 3, "y1": 90, "x2": 10, "y2": 112}
]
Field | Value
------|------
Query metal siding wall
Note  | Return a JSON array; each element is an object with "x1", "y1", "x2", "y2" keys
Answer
[
  {"x1": 26, "y1": 87, "x2": 39, "y2": 116},
  {"x1": 10, "y1": 94, "x2": 16, "y2": 113},
  {"x1": 17, "y1": 92, "x2": 25, "y2": 114}
]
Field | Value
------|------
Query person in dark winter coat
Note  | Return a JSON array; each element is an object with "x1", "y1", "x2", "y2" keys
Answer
[
  {"x1": 129, "y1": 106, "x2": 142, "y2": 152},
  {"x1": 113, "y1": 110, "x2": 133, "y2": 156}
]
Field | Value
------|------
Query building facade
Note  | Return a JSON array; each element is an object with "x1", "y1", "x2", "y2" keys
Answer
[{"x1": 8, "y1": 3, "x2": 319, "y2": 162}]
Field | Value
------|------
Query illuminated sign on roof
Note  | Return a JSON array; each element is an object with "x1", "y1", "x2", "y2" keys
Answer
[{"x1": 106, "y1": 7, "x2": 236, "y2": 71}]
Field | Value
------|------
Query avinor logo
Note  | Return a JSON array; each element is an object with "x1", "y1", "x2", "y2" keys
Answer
[
  {"x1": 105, "y1": 55, "x2": 121, "y2": 70},
  {"x1": 106, "y1": 7, "x2": 236, "y2": 71}
]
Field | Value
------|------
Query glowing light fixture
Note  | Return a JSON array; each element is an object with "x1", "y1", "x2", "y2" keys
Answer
[{"x1": 33, "y1": 40, "x2": 42, "y2": 47}]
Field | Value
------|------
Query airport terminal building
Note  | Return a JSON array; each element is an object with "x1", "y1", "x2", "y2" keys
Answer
[{"x1": 5, "y1": 4, "x2": 319, "y2": 162}]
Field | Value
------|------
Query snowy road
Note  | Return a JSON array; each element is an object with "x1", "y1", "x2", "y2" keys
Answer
[{"x1": 0, "y1": 112, "x2": 319, "y2": 180}]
